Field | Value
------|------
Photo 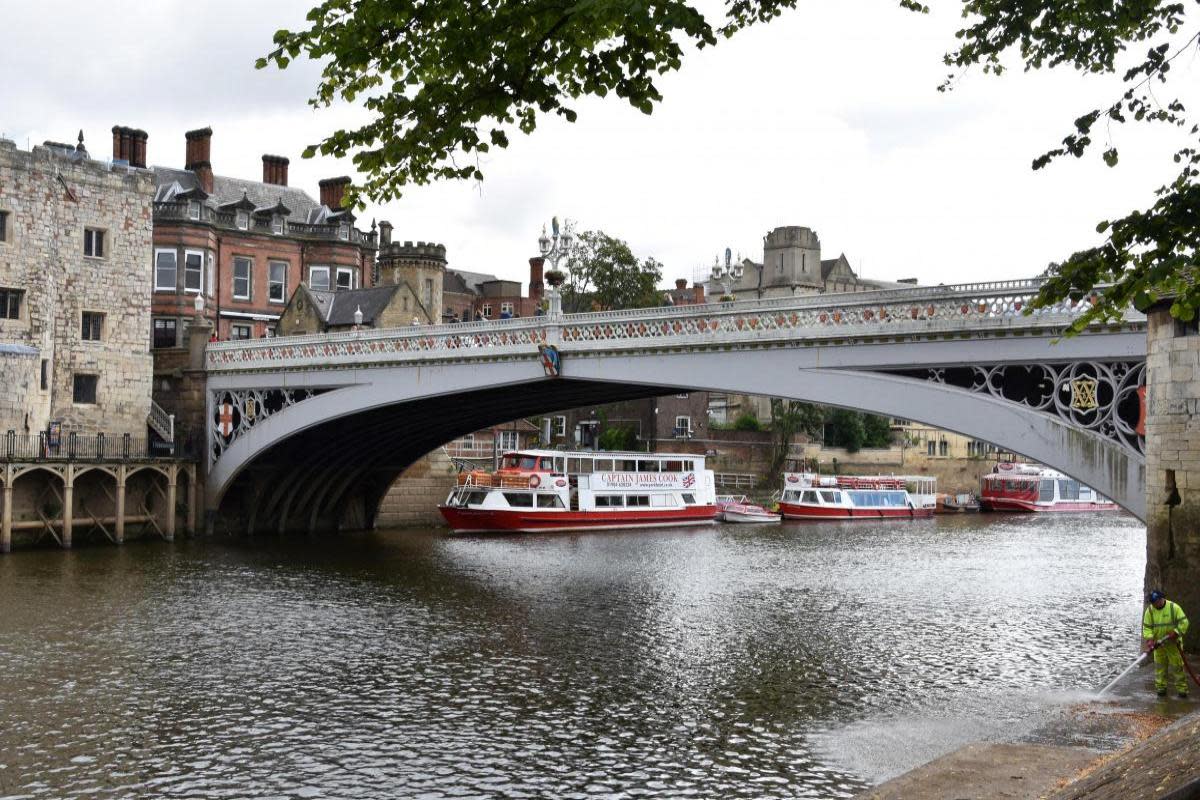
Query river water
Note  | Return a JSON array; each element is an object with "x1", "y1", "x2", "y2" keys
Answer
[{"x1": 0, "y1": 514, "x2": 1145, "y2": 799}]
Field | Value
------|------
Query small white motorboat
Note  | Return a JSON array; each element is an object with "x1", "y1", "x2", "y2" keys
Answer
[{"x1": 716, "y1": 495, "x2": 781, "y2": 524}]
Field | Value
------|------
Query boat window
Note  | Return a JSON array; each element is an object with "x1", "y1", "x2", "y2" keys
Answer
[
  {"x1": 568, "y1": 458, "x2": 593, "y2": 474},
  {"x1": 626, "y1": 495, "x2": 650, "y2": 507},
  {"x1": 682, "y1": 460, "x2": 694, "y2": 471},
  {"x1": 554, "y1": 457, "x2": 566, "y2": 474},
  {"x1": 595, "y1": 495, "x2": 624, "y2": 507},
  {"x1": 502, "y1": 492, "x2": 534, "y2": 507},
  {"x1": 464, "y1": 491, "x2": 488, "y2": 505},
  {"x1": 820, "y1": 490, "x2": 838, "y2": 503},
  {"x1": 616, "y1": 459, "x2": 638, "y2": 471},
  {"x1": 801, "y1": 490, "x2": 819, "y2": 503},
  {"x1": 594, "y1": 459, "x2": 613, "y2": 471},
  {"x1": 536, "y1": 493, "x2": 564, "y2": 508},
  {"x1": 651, "y1": 495, "x2": 674, "y2": 507},
  {"x1": 681, "y1": 493, "x2": 696, "y2": 505},
  {"x1": 503, "y1": 454, "x2": 540, "y2": 470},
  {"x1": 1039, "y1": 480, "x2": 1055, "y2": 501},
  {"x1": 636, "y1": 460, "x2": 659, "y2": 472},
  {"x1": 1058, "y1": 479, "x2": 1080, "y2": 500},
  {"x1": 664, "y1": 460, "x2": 683, "y2": 472}
]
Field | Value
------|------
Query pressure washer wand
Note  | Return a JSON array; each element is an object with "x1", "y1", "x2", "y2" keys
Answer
[{"x1": 1097, "y1": 650, "x2": 1153, "y2": 696}]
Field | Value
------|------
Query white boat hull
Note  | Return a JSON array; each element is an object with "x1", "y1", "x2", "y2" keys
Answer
[{"x1": 720, "y1": 509, "x2": 781, "y2": 523}]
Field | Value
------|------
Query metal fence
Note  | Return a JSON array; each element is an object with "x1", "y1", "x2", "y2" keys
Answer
[{"x1": 0, "y1": 430, "x2": 193, "y2": 461}]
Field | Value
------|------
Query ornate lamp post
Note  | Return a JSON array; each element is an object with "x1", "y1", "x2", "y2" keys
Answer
[
  {"x1": 710, "y1": 247, "x2": 742, "y2": 302},
  {"x1": 537, "y1": 216, "x2": 573, "y2": 317}
]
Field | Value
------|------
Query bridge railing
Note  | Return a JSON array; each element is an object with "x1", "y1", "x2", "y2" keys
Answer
[{"x1": 206, "y1": 278, "x2": 1142, "y2": 373}]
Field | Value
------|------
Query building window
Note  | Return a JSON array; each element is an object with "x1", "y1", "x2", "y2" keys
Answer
[
  {"x1": 72, "y1": 374, "x2": 98, "y2": 404},
  {"x1": 39, "y1": 359, "x2": 48, "y2": 390},
  {"x1": 271, "y1": 215, "x2": 284, "y2": 235},
  {"x1": 1175, "y1": 317, "x2": 1200, "y2": 337},
  {"x1": 236, "y1": 210, "x2": 249, "y2": 230},
  {"x1": 927, "y1": 440, "x2": 936, "y2": 456},
  {"x1": 268, "y1": 261, "x2": 287, "y2": 303},
  {"x1": 335, "y1": 267, "x2": 355, "y2": 291},
  {"x1": 0, "y1": 287, "x2": 22, "y2": 319},
  {"x1": 939, "y1": 440, "x2": 948, "y2": 457},
  {"x1": 81, "y1": 311, "x2": 104, "y2": 341},
  {"x1": 0, "y1": 210, "x2": 8, "y2": 242},
  {"x1": 182, "y1": 250, "x2": 204, "y2": 293},
  {"x1": 498, "y1": 430, "x2": 519, "y2": 450},
  {"x1": 187, "y1": 201, "x2": 201, "y2": 220},
  {"x1": 424, "y1": 278, "x2": 433, "y2": 307},
  {"x1": 308, "y1": 266, "x2": 330, "y2": 290},
  {"x1": 232, "y1": 257, "x2": 252, "y2": 300},
  {"x1": 481, "y1": 303, "x2": 493, "y2": 319},
  {"x1": 83, "y1": 227, "x2": 105, "y2": 258},
  {"x1": 553, "y1": 416, "x2": 567, "y2": 438},
  {"x1": 338, "y1": 223, "x2": 350, "y2": 241},
  {"x1": 500, "y1": 302, "x2": 514, "y2": 316},
  {"x1": 154, "y1": 249, "x2": 177, "y2": 291},
  {"x1": 460, "y1": 433, "x2": 475, "y2": 449},
  {"x1": 230, "y1": 324, "x2": 252, "y2": 340},
  {"x1": 675, "y1": 416, "x2": 692, "y2": 437},
  {"x1": 152, "y1": 318, "x2": 177, "y2": 349}
]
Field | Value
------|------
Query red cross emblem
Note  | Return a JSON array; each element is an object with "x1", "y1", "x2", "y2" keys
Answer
[{"x1": 218, "y1": 402, "x2": 235, "y2": 438}]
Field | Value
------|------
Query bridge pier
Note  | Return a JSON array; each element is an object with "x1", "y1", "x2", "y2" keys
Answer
[{"x1": 1144, "y1": 304, "x2": 1200, "y2": 653}]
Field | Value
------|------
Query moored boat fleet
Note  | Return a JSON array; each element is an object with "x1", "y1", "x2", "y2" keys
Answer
[{"x1": 439, "y1": 449, "x2": 1121, "y2": 533}]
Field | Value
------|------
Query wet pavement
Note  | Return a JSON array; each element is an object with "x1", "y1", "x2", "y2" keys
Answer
[{"x1": 0, "y1": 512, "x2": 1167, "y2": 798}]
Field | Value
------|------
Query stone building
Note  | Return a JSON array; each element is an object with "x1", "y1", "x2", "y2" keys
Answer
[
  {"x1": 442, "y1": 257, "x2": 546, "y2": 322},
  {"x1": 375, "y1": 238, "x2": 446, "y2": 323},
  {"x1": 276, "y1": 283, "x2": 431, "y2": 335},
  {"x1": 723, "y1": 225, "x2": 913, "y2": 300},
  {"x1": 0, "y1": 135, "x2": 155, "y2": 438}
]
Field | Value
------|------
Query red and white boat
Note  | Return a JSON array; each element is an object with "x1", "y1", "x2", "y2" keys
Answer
[
  {"x1": 440, "y1": 449, "x2": 717, "y2": 533},
  {"x1": 716, "y1": 495, "x2": 781, "y2": 523},
  {"x1": 979, "y1": 463, "x2": 1121, "y2": 513},
  {"x1": 777, "y1": 473, "x2": 934, "y2": 520}
]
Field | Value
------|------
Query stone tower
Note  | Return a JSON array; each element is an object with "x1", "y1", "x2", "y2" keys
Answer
[
  {"x1": 762, "y1": 226, "x2": 823, "y2": 290},
  {"x1": 376, "y1": 240, "x2": 447, "y2": 321}
]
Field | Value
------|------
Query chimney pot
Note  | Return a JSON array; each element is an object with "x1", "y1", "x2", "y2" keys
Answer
[
  {"x1": 675, "y1": 278, "x2": 687, "y2": 290},
  {"x1": 184, "y1": 126, "x2": 212, "y2": 171},
  {"x1": 318, "y1": 176, "x2": 352, "y2": 210},
  {"x1": 262, "y1": 154, "x2": 290, "y2": 186},
  {"x1": 111, "y1": 125, "x2": 148, "y2": 168},
  {"x1": 378, "y1": 220, "x2": 393, "y2": 246}
]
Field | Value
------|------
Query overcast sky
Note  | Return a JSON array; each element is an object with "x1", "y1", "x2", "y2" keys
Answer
[{"x1": 3, "y1": 0, "x2": 1196, "y2": 291}]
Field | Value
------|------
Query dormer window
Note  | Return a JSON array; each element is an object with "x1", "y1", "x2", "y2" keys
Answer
[
  {"x1": 187, "y1": 201, "x2": 201, "y2": 221},
  {"x1": 338, "y1": 223, "x2": 350, "y2": 241},
  {"x1": 271, "y1": 215, "x2": 284, "y2": 235},
  {"x1": 236, "y1": 210, "x2": 249, "y2": 230}
]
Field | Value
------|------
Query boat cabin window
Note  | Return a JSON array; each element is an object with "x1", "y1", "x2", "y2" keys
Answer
[
  {"x1": 594, "y1": 459, "x2": 614, "y2": 471},
  {"x1": 616, "y1": 459, "x2": 638, "y2": 472},
  {"x1": 651, "y1": 495, "x2": 675, "y2": 507},
  {"x1": 502, "y1": 492, "x2": 534, "y2": 507},
  {"x1": 681, "y1": 493, "x2": 696, "y2": 505},
  {"x1": 503, "y1": 454, "x2": 541, "y2": 470},
  {"x1": 820, "y1": 490, "x2": 839, "y2": 503},
  {"x1": 681, "y1": 460, "x2": 694, "y2": 471},
  {"x1": 663, "y1": 460, "x2": 684, "y2": 472},
  {"x1": 460, "y1": 491, "x2": 488, "y2": 506},
  {"x1": 802, "y1": 490, "x2": 819, "y2": 504},
  {"x1": 1039, "y1": 480, "x2": 1055, "y2": 501},
  {"x1": 595, "y1": 495, "x2": 624, "y2": 507},
  {"x1": 536, "y1": 493, "x2": 564, "y2": 508},
  {"x1": 1058, "y1": 479, "x2": 1080, "y2": 500},
  {"x1": 636, "y1": 460, "x2": 659, "y2": 472},
  {"x1": 626, "y1": 494, "x2": 650, "y2": 507},
  {"x1": 568, "y1": 458, "x2": 593, "y2": 474}
]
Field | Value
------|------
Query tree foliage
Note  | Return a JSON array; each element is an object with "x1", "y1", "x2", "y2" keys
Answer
[
  {"x1": 732, "y1": 412, "x2": 762, "y2": 432},
  {"x1": 598, "y1": 425, "x2": 638, "y2": 452},
  {"x1": 263, "y1": 0, "x2": 1199, "y2": 324},
  {"x1": 561, "y1": 228, "x2": 663, "y2": 312},
  {"x1": 764, "y1": 399, "x2": 823, "y2": 487}
]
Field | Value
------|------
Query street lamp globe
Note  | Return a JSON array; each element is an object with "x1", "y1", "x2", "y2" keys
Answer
[
  {"x1": 559, "y1": 230, "x2": 573, "y2": 251},
  {"x1": 538, "y1": 228, "x2": 552, "y2": 256}
]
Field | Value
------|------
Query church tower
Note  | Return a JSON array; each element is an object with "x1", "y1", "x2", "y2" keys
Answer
[{"x1": 763, "y1": 226, "x2": 823, "y2": 292}]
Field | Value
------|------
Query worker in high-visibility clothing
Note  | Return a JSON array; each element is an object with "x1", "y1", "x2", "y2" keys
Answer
[{"x1": 1142, "y1": 590, "x2": 1190, "y2": 698}]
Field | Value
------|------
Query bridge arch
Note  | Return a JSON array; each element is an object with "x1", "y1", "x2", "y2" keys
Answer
[{"x1": 208, "y1": 349, "x2": 1143, "y2": 532}]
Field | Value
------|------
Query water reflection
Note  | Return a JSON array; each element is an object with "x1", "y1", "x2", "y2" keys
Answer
[{"x1": 0, "y1": 514, "x2": 1144, "y2": 798}]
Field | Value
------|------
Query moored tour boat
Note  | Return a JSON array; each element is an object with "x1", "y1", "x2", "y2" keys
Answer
[
  {"x1": 979, "y1": 463, "x2": 1120, "y2": 513},
  {"x1": 716, "y1": 495, "x2": 781, "y2": 523},
  {"x1": 440, "y1": 449, "x2": 717, "y2": 533},
  {"x1": 777, "y1": 473, "x2": 935, "y2": 520}
]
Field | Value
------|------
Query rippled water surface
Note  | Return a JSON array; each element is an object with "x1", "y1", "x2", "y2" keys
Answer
[{"x1": 0, "y1": 514, "x2": 1144, "y2": 798}]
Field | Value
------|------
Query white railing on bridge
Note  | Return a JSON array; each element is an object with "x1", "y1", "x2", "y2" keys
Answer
[{"x1": 206, "y1": 278, "x2": 1142, "y2": 373}]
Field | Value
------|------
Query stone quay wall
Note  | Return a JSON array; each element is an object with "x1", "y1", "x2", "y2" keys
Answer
[
  {"x1": 0, "y1": 138, "x2": 155, "y2": 438},
  {"x1": 376, "y1": 447, "x2": 458, "y2": 527},
  {"x1": 1144, "y1": 306, "x2": 1200, "y2": 651}
]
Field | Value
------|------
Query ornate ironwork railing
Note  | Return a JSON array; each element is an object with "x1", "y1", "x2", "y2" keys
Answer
[
  {"x1": 1, "y1": 431, "x2": 189, "y2": 461},
  {"x1": 206, "y1": 278, "x2": 1143, "y2": 374}
]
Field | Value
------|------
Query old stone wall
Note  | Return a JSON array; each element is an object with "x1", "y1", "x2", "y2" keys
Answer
[
  {"x1": 376, "y1": 447, "x2": 458, "y2": 528},
  {"x1": 0, "y1": 138, "x2": 154, "y2": 438},
  {"x1": 0, "y1": 349, "x2": 43, "y2": 434},
  {"x1": 1144, "y1": 306, "x2": 1200, "y2": 652}
]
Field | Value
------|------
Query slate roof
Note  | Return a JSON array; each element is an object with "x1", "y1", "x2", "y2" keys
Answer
[
  {"x1": 151, "y1": 165, "x2": 328, "y2": 222},
  {"x1": 306, "y1": 285, "x2": 402, "y2": 326},
  {"x1": 444, "y1": 268, "x2": 500, "y2": 295}
]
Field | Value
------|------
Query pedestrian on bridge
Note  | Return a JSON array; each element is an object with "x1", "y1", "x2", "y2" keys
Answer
[{"x1": 1143, "y1": 590, "x2": 1190, "y2": 697}]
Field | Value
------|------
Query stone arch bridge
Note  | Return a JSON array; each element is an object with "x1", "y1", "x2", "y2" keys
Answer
[{"x1": 203, "y1": 279, "x2": 1147, "y2": 533}]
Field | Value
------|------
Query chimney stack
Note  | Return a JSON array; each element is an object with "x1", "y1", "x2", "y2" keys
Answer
[
  {"x1": 529, "y1": 257, "x2": 545, "y2": 302},
  {"x1": 262, "y1": 154, "x2": 289, "y2": 186},
  {"x1": 693, "y1": 285, "x2": 706, "y2": 304},
  {"x1": 110, "y1": 125, "x2": 148, "y2": 168},
  {"x1": 184, "y1": 127, "x2": 214, "y2": 193},
  {"x1": 319, "y1": 176, "x2": 352, "y2": 210},
  {"x1": 378, "y1": 220, "x2": 393, "y2": 247},
  {"x1": 675, "y1": 278, "x2": 687, "y2": 290}
]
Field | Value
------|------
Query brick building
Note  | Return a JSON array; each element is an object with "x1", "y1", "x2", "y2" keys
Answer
[
  {"x1": 0, "y1": 134, "x2": 155, "y2": 438},
  {"x1": 120, "y1": 125, "x2": 379, "y2": 348},
  {"x1": 442, "y1": 257, "x2": 545, "y2": 322}
]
